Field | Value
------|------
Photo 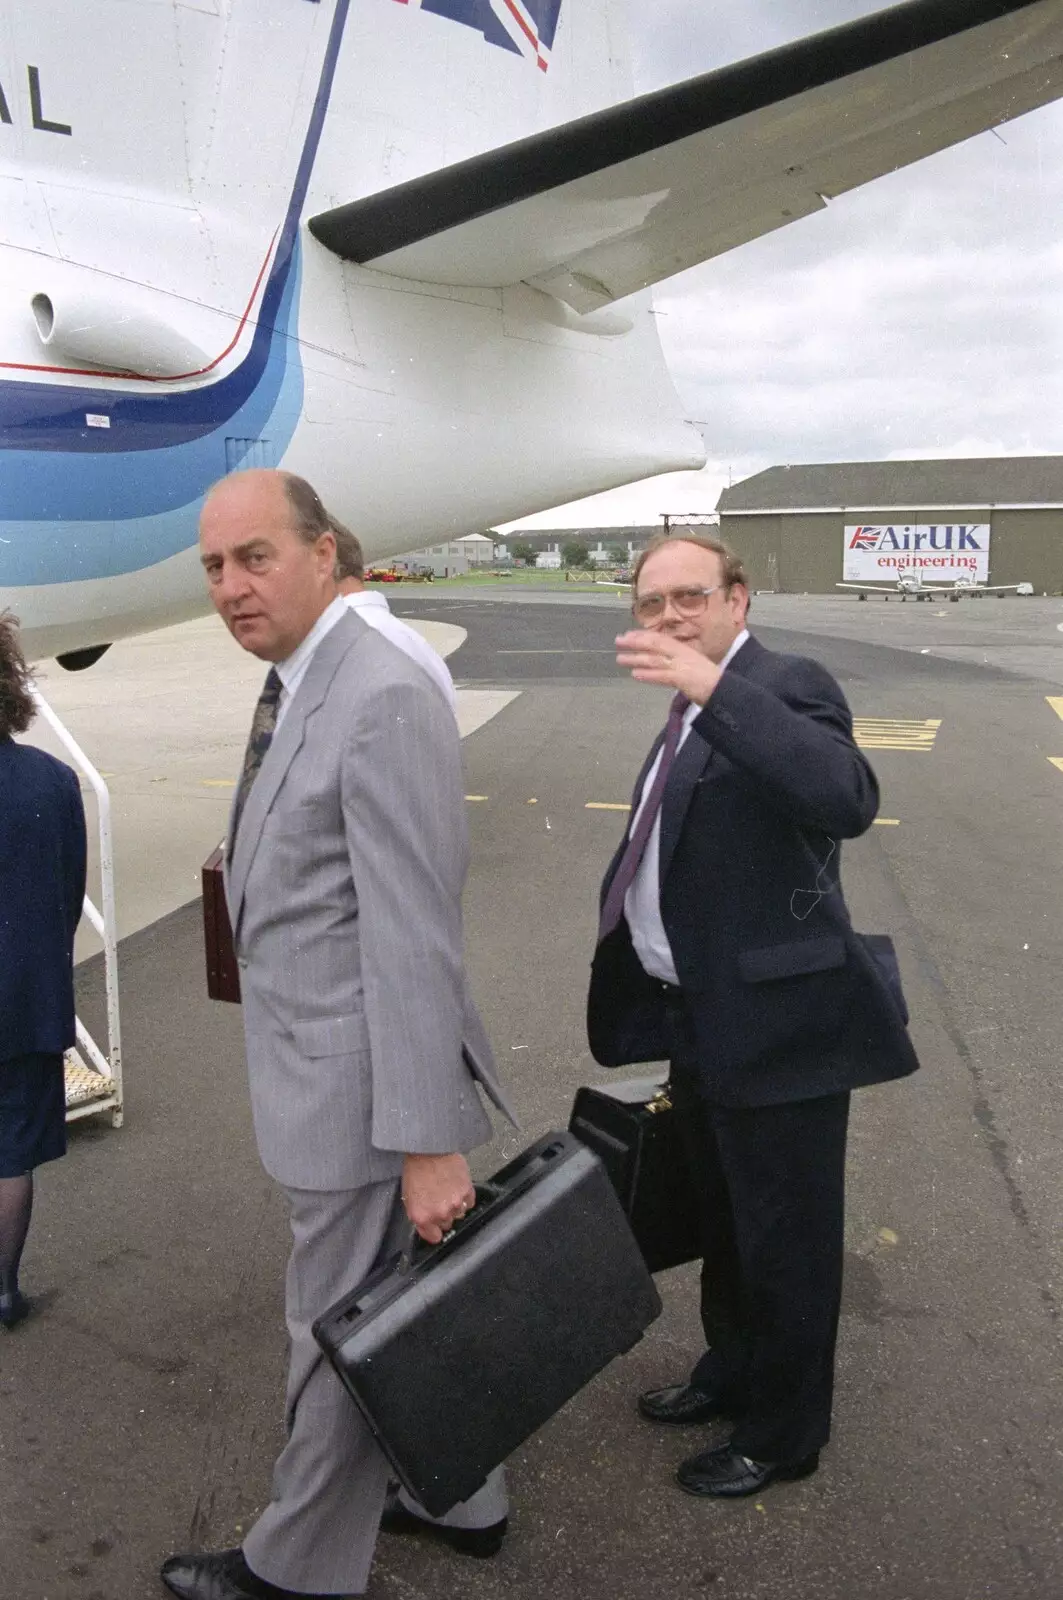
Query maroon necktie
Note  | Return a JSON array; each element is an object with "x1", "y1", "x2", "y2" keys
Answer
[{"x1": 598, "y1": 693, "x2": 690, "y2": 942}]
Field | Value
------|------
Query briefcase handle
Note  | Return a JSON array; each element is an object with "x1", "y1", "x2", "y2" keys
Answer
[
  {"x1": 401, "y1": 1138, "x2": 569, "y2": 1268},
  {"x1": 399, "y1": 1179, "x2": 506, "y2": 1270}
]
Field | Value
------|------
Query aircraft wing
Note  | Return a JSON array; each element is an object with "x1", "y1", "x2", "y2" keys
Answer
[{"x1": 309, "y1": 0, "x2": 1063, "y2": 312}]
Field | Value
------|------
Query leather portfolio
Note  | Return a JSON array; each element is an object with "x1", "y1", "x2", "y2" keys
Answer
[
  {"x1": 569, "y1": 1076, "x2": 701, "y2": 1274},
  {"x1": 313, "y1": 1131, "x2": 661, "y2": 1516},
  {"x1": 201, "y1": 843, "x2": 240, "y2": 1003}
]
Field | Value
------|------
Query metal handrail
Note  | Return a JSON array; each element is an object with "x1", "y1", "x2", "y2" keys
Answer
[{"x1": 29, "y1": 685, "x2": 123, "y2": 1127}]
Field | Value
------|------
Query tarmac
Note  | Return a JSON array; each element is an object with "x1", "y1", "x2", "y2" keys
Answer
[{"x1": 4, "y1": 590, "x2": 1063, "y2": 1600}]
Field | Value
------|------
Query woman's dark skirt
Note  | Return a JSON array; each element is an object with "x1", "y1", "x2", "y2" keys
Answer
[{"x1": 0, "y1": 1053, "x2": 67, "y2": 1177}]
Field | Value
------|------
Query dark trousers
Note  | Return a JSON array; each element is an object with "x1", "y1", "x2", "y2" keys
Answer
[{"x1": 669, "y1": 1033, "x2": 850, "y2": 1464}]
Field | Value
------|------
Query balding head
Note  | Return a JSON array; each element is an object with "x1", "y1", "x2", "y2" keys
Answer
[{"x1": 199, "y1": 470, "x2": 338, "y2": 661}]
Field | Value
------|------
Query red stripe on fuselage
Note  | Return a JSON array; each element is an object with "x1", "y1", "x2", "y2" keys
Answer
[{"x1": 0, "y1": 232, "x2": 279, "y2": 386}]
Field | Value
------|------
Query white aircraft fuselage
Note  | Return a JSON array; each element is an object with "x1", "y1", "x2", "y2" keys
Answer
[
  {"x1": 7, "y1": 0, "x2": 1063, "y2": 662},
  {"x1": 0, "y1": 0, "x2": 702, "y2": 659}
]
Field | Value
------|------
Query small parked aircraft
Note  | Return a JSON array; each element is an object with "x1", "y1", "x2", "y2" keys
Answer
[{"x1": 837, "y1": 572, "x2": 1035, "y2": 600}]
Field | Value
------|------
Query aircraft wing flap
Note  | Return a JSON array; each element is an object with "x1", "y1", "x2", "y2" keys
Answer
[{"x1": 309, "y1": 0, "x2": 1063, "y2": 312}]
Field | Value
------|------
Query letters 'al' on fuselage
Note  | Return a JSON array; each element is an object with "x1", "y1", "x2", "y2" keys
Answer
[{"x1": 0, "y1": 67, "x2": 72, "y2": 135}]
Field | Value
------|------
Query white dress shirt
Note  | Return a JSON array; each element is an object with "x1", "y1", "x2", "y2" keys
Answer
[
  {"x1": 343, "y1": 591, "x2": 458, "y2": 714},
  {"x1": 274, "y1": 596, "x2": 348, "y2": 730},
  {"x1": 624, "y1": 629, "x2": 750, "y2": 985}
]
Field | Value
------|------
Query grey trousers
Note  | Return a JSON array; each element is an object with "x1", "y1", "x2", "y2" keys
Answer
[{"x1": 242, "y1": 1179, "x2": 508, "y2": 1595}]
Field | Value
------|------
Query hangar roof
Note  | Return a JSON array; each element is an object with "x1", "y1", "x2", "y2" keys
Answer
[{"x1": 717, "y1": 458, "x2": 1063, "y2": 514}]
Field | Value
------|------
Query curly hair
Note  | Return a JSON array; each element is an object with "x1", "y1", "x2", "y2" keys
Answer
[{"x1": 0, "y1": 612, "x2": 36, "y2": 739}]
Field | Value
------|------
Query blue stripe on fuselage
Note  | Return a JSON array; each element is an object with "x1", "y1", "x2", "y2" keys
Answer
[{"x1": 0, "y1": 249, "x2": 304, "y2": 583}]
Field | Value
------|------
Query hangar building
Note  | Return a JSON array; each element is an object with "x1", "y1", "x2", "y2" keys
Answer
[{"x1": 716, "y1": 458, "x2": 1063, "y2": 594}]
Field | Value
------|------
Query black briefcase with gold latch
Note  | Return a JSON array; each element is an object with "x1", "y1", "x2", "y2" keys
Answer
[{"x1": 569, "y1": 1075, "x2": 701, "y2": 1273}]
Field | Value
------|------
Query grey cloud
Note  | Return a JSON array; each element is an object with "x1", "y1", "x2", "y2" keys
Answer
[
  {"x1": 514, "y1": 4, "x2": 1063, "y2": 524},
  {"x1": 633, "y1": 5, "x2": 1063, "y2": 476}
]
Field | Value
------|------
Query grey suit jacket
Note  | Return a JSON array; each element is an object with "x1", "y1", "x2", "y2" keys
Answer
[{"x1": 225, "y1": 609, "x2": 515, "y2": 1191}]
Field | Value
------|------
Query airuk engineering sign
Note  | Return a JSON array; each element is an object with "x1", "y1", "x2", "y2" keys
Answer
[{"x1": 843, "y1": 524, "x2": 990, "y2": 584}]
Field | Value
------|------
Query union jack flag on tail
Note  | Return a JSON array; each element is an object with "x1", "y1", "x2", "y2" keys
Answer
[{"x1": 391, "y1": 0, "x2": 563, "y2": 72}]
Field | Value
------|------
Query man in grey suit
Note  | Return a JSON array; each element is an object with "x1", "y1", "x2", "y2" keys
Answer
[{"x1": 162, "y1": 470, "x2": 514, "y2": 1600}]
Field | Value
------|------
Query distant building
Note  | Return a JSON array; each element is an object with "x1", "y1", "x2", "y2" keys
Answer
[
  {"x1": 717, "y1": 459, "x2": 1063, "y2": 594},
  {"x1": 499, "y1": 527, "x2": 659, "y2": 561},
  {"x1": 455, "y1": 532, "x2": 495, "y2": 566},
  {"x1": 399, "y1": 521, "x2": 714, "y2": 576},
  {"x1": 398, "y1": 533, "x2": 499, "y2": 576}
]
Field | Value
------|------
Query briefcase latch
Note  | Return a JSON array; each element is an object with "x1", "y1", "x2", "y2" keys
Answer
[{"x1": 646, "y1": 1088, "x2": 673, "y2": 1114}]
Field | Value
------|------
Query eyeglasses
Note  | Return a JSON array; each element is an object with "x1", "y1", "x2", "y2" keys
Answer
[{"x1": 632, "y1": 584, "x2": 722, "y2": 626}]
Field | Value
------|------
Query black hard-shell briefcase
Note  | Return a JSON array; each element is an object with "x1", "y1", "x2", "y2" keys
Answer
[
  {"x1": 313, "y1": 1131, "x2": 661, "y2": 1516},
  {"x1": 569, "y1": 1076, "x2": 702, "y2": 1274}
]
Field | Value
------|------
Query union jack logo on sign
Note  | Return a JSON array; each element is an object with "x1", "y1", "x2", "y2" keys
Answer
[
  {"x1": 847, "y1": 526, "x2": 881, "y2": 550},
  {"x1": 391, "y1": 0, "x2": 563, "y2": 72}
]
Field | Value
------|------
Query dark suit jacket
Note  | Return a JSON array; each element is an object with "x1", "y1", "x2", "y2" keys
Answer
[
  {"x1": 588, "y1": 636, "x2": 919, "y2": 1105},
  {"x1": 0, "y1": 737, "x2": 87, "y2": 1061}
]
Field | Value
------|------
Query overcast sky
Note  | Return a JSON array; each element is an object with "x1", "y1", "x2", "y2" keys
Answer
[{"x1": 508, "y1": 1, "x2": 1063, "y2": 529}]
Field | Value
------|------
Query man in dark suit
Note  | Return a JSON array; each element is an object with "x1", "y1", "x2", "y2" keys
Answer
[{"x1": 588, "y1": 533, "x2": 918, "y2": 1499}]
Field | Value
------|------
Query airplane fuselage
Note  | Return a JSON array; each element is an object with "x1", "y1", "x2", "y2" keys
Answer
[{"x1": 0, "y1": 0, "x2": 702, "y2": 659}]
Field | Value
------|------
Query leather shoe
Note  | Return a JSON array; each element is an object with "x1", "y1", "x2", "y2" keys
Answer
[
  {"x1": 637, "y1": 1382, "x2": 735, "y2": 1426},
  {"x1": 0, "y1": 1291, "x2": 30, "y2": 1329},
  {"x1": 160, "y1": 1547, "x2": 327, "y2": 1600},
  {"x1": 676, "y1": 1443, "x2": 819, "y2": 1499},
  {"x1": 379, "y1": 1492, "x2": 507, "y2": 1558}
]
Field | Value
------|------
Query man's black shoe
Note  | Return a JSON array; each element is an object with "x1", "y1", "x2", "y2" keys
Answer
[
  {"x1": 676, "y1": 1444, "x2": 820, "y2": 1499},
  {"x1": 637, "y1": 1382, "x2": 735, "y2": 1426},
  {"x1": 0, "y1": 1290, "x2": 30, "y2": 1329},
  {"x1": 160, "y1": 1547, "x2": 333, "y2": 1600},
  {"x1": 379, "y1": 1492, "x2": 507, "y2": 1558}
]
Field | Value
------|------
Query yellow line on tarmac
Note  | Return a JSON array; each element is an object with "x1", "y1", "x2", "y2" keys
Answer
[
  {"x1": 1049, "y1": 759, "x2": 1063, "y2": 774},
  {"x1": 202, "y1": 779, "x2": 236, "y2": 788},
  {"x1": 854, "y1": 716, "x2": 940, "y2": 753},
  {"x1": 874, "y1": 818, "x2": 901, "y2": 826},
  {"x1": 465, "y1": 795, "x2": 489, "y2": 802},
  {"x1": 1046, "y1": 698, "x2": 1063, "y2": 721},
  {"x1": 586, "y1": 802, "x2": 631, "y2": 811}
]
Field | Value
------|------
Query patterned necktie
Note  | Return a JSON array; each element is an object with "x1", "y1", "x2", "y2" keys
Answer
[
  {"x1": 230, "y1": 667, "x2": 283, "y2": 846},
  {"x1": 598, "y1": 692, "x2": 690, "y2": 942}
]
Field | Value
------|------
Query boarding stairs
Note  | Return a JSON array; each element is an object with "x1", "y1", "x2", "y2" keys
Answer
[{"x1": 30, "y1": 688, "x2": 123, "y2": 1128}]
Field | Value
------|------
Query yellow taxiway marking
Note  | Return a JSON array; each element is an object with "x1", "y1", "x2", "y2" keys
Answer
[
  {"x1": 585, "y1": 800, "x2": 899, "y2": 821},
  {"x1": 1049, "y1": 759, "x2": 1063, "y2": 774},
  {"x1": 202, "y1": 778, "x2": 236, "y2": 788},
  {"x1": 1046, "y1": 697, "x2": 1063, "y2": 722},
  {"x1": 854, "y1": 718, "x2": 941, "y2": 751},
  {"x1": 465, "y1": 794, "x2": 489, "y2": 802}
]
